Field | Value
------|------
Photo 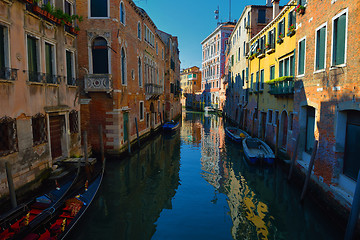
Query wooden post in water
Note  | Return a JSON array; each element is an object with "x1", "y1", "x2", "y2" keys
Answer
[
  {"x1": 99, "y1": 125, "x2": 104, "y2": 163},
  {"x1": 275, "y1": 119, "x2": 279, "y2": 158},
  {"x1": 5, "y1": 162, "x2": 17, "y2": 209},
  {"x1": 300, "y1": 140, "x2": 318, "y2": 202},
  {"x1": 288, "y1": 134, "x2": 300, "y2": 181},
  {"x1": 135, "y1": 117, "x2": 140, "y2": 148},
  {"x1": 345, "y1": 170, "x2": 360, "y2": 240},
  {"x1": 83, "y1": 131, "x2": 88, "y2": 165},
  {"x1": 127, "y1": 121, "x2": 131, "y2": 154}
]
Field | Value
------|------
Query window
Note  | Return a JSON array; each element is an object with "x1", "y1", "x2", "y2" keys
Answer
[
  {"x1": 27, "y1": 35, "x2": 40, "y2": 82},
  {"x1": 278, "y1": 18, "x2": 285, "y2": 39},
  {"x1": 268, "y1": 110, "x2": 273, "y2": 124},
  {"x1": 255, "y1": 71, "x2": 259, "y2": 91},
  {"x1": 298, "y1": 38, "x2": 306, "y2": 75},
  {"x1": 144, "y1": 25, "x2": 154, "y2": 47},
  {"x1": 66, "y1": 50, "x2": 75, "y2": 85},
  {"x1": 242, "y1": 70, "x2": 245, "y2": 87},
  {"x1": 288, "y1": 10, "x2": 296, "y2": 33},
  {"x1": 0, "y1": 117, "x2": 18, "y2": 156},
  {"x1": 315, "y1": 24, "x2": 326, "y2": 71},
  {"x1": 260, "y1": 69, "x2": 264, "y2": 90},
  {"x1": 137, "y1": 22, "x2": 141, "y2": 39},
  {"x1": 92, "y1": 37, "x2": 108, "y2": 74},
  {"x1": 279, "y1": 55, "x2": 295, "y2": 77},
  {"x1": 0, "y1": 26, "x2": 5, "y2": 72},
  {"x1": 45, "y1": 42, "x2": 56, "y2": 84},
  {"x1": 299, "y1": 0, "x2": 307, "y2": 5},
  {"x1": 250, "y1": 73, "x2": 253, "y2": 91},
  {"x1": 305, "y1": 107, "x2": 315, "y2": 154},
  {"x1": 274, "y1": 111, "x2": 279, "y2": 125},
  {"x1": 32, "y1": 114, "x2": 47, "y2": 145},
  {"x1": 121, "y1": 48, "x2": 126, "y2": 85},
  {"x1": 156, "y1": 42, "x2": 158, "y2": 55},
  {"x1": 138, "y1": 58, "x2": 142, "y2": 87},
  {"x1": 64, "y1": 0, "x2": 72, "y2": 15},
  {"x1": 90, "y1": 0, "x2": 108, "y2": 18},
  {"x1": 270, "y1": 65, "x2": 275, "y2": 80},
  {"x1": 258, "y1": 9, "x2": 266, "y2": 24},
  {"x1": 120, "y1": 2, "x2": 125, "y2": 24},
  {"x1": 238, "y1": 47, "x2": 241, "y2": 61},
  {"x1": 162, "y1": 49, "x2": 164, "y2": 59},
  {"x1": 69, "y1": 110, "x2": 79, "y2": 133},
  {"x1": 0, "y1": 25, "x2": 10, "y2": 80},
  {"x1": 268, "y1": 28, "x2": 275, "y2": 49},
  {"x1": 332, "y1": 10, "x2": 347, "y2": 66},
  {"x1": 139, "y1": 101, "x2": 144, "y2": 121}
]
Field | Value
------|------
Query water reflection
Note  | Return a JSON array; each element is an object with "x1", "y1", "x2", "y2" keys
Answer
[
  {"x1": 69, "y1": 111, "x2": 343, "y2": 240},
  {"x1": 69, "y1": 133, "x2": 181, "y2": 240}
]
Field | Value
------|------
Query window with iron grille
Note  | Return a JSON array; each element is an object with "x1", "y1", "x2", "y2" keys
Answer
[
  {"x1": 32, "y1": 114, "x2": 47, "y2": 145},
  {"x1": 69, "y1": 111, "x2": 79, "y2": 133},
  {"x1": 0, "y1": 116, "x2": 18, "y2": 156}
]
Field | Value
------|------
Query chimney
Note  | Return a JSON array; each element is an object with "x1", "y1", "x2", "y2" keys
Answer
[
  {"x1": 272, "y1": 0, "x2": 280, "y2": 19},
  {"x1": 266, "y1": 0, "x2": 271, "y2": 7}
]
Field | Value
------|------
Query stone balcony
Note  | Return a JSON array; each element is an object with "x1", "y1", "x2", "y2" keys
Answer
[
  {"x1": 145, "y1": 83, "x2": 163, "y2": 100},
  {"x1": 84, "y1": 74, "x2": 112, "y2": 93}
]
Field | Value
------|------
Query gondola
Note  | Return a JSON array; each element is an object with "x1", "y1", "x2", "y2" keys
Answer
[
  {"x1": 162, "y1": 120, "x2": 179, "y2": 132},
  {"x1": 0, "y1": 166, "x2": 79, "y2": 240},
  {"x1": 225, "y1": 127, "x2": 250, "y2": 143},
  {"x1": 242, "y1": 138, "x2": 275, "y2": 165},
  {"x1": 13, "y1": 159, "x2": 105, "y2": 240}
]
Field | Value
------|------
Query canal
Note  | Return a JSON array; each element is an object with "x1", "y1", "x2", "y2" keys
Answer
[{"x1": 69, "y1": 111, "x2": 343, "y2": 240}]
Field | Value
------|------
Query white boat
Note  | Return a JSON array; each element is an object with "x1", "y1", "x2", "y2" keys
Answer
[{"x1": 242, "y1": 138, "x2": 275, "y2": 165}]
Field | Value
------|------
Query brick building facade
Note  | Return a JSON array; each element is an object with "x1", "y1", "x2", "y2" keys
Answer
[
  {"x1": 77, "y1": 0, "x2": 180, "y2": 154},
  {"x1": 0, "y1": 0, "x2": 81, "y2": 198}
]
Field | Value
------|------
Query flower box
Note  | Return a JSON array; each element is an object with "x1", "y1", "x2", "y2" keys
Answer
[
  {"x1": 277, "y1": 38, "x2": 283, "y2": 44},
  {"x1": 69, "y1": 27, "x2": 79, "y2": 35},
  {"x1": 287, "y1": 30, "x2": 295, "y2": 37},
  {"x1": 296, "y1": 5, "x2": 305, "y2": 15}
]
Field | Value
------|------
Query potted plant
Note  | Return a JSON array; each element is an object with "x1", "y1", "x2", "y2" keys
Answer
[
  {"x1": 265, "y1": 43, "x2": 270, "y2": 49},
  {"x1": 296, "y1": 5, "x2": 305, "y2": 15},
  {"x1": 287, "y1": 24, "x2": 296, "y2": 36},
  {"x1": 277, "y1": 33, "x2": 284, "y2": 44}
]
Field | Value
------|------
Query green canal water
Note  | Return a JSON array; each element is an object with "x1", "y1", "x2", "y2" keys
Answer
[{"x1": 69, "y1": 111, "x2": 343, "y2": 240}]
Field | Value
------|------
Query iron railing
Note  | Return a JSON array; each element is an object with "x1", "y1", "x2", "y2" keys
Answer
[
  {"x1": 269, "y1": 78, "x2": 294, "y2": 95},
  {"x1": 145, "y1": 83, "x2": 163, "y2": 95},
  {"x1": 0, "y1": 68, "x2": 18, "y2": 81}
]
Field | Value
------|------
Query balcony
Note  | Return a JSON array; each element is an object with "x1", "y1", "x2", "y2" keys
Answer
[
  {"x1": 84, "y1": 74, "x2": 112, "y2": 93},
  {"x1": 0, "y1": 68, "x2": 18, "y2": 81},
  {"x1": 268, "y1": 77, "x2": 294, "y2": 97},
  {"x1": 145, "y1": 83, "x2": 162, "y2": 100}
]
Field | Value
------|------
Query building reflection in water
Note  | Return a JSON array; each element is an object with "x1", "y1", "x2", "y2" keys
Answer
[{"x1": 68, "y1": 133, "x2": 181, "y2": 240}]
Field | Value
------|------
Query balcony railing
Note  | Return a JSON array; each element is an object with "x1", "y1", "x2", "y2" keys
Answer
[
  {"x1": 67, "y1": 77, "x2": 77, "y2": 86},
  {"x1": 269, "y1": 77, "x2": 294, "y2": 96},
  {"x1": 27, "y1": 71, "x2": 44, "y2": 83},
  {"x1": 145, "y1": 83, "x2": 163, "y2": 95},
  {"x1": 0, "y1": 68, "x2": 18, "y2": 81},
  {"x1": 44, "y1": 73, "x2": 60, "y2": 84},
  {"x1": 84, "y1": 74, "x2": 112, "y2": 93}
]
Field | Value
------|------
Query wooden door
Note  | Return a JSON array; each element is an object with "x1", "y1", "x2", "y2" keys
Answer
[
  {"x1": 281, "y1": 112, "x2": 288, "y2": 148},
  {"x1": 49, "y1": 116, "x2": 63, "y2": 159}
]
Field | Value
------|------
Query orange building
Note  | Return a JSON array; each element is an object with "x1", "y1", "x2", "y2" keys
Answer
[
  {"x1": 180, "y1": 66, "x2": 202, "y2": 108},
  {"x1": 77, "y1": 0, "x2": 180, "y2": 154},
  {"x1": 0, "y1": 0, "x2": 81, "y2": 197}
]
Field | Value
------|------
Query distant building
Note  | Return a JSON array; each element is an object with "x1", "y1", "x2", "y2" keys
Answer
[
  {"x1": 0, "y1": 0, "x2": 81, "y2": 197},
  {"x1": 201, "y1": 22, "x2": 235, "y2": 111},
  {"x1": 180, "y1": 66, "x2": 202, "y2": 109}
]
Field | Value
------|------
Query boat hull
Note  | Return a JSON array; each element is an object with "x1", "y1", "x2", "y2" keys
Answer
[
  {"x1": 225, "y1": 127, "x2": 249, "y2": 143},
  {"x1": 242, "y1": 138, "x2": 275, "y2": 165}
]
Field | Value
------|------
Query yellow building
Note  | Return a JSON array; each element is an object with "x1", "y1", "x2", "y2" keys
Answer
[
  {"x1": 246, "y1": 0, "x2": 296, "y2": 156},
  {"x1": 180, "y1": 66, "x2": 202, "y2": 109}
]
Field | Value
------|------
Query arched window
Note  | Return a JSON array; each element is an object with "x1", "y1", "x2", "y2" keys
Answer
[
  {"x1": 92, "y1": 37, "x2": 108, "y2": 74},
  {"x1": 138, "y1": 58, "x2": 142, "y2": 87},
  {"x1": 137, "y1": 22, "x2": 141, "y2": 39},
  {"x1": 120, "y1": 2, "x2": 125, "y2": 24},
  {"x1": 121, "y1": 48, "x2": 126, "y2": 85}
]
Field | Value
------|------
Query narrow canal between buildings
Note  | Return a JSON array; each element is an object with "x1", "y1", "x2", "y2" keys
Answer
[{"x1": 69, "y1": 111, "x2": 343, "y2": 240}]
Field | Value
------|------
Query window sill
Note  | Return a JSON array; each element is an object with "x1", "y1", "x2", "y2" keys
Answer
[
  {"x1": 67, "y1": 85, "x2": 77, "y2": 88},
  {"x1": 47, "y1": 83, "x2": 59, "y2": 87},
  {"x1": 88, "y1": 17, "x2": 110, "y2": 20},
  {"x1": 313, "y1": 69, "x2": 326, "y2": 74},
  {"x1": 27, "y1": 81, "x2": 44, "y2": 86},
  {"x1": 330, "y1": 64, "x2": 346, "y2": 70},
  {"x1": 296, "y1": 74, "x2": 305, "y2": 78},
  {"x1": 0, "y1": 79, "x2": 15, "y2": 84}
]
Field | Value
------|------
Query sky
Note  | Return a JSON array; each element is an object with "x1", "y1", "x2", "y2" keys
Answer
[{"x1": 135, "y1": 0, "x2": 287, "y2": 70}]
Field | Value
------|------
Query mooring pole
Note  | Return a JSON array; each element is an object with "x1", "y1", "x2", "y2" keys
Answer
[
  {"x1": 345, "y1": 170, "x2": 360, "y2": 240},
  {"x1": 288, "y1": 134, "x2": 300, "y2": 181},
  {"x1": 127, "y1": 121, "x2": 131, "y2": 154},
  {"x1": 5, "y1": 162, "x2": 17, "y2": 209},
  {"x1": 300, "y1": 140, "x2": 318, "y2": 202},
  {"x1": 83, "y1": 131, "x2": 88, "y2": 165},
  {"x1": 99, "y1": 125, "x2": 104, "y2": 163},
  {"x1": 135, "y1": 117, "x2": 140, "y2": 148}
]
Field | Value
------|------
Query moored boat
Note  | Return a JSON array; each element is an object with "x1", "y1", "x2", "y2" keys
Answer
[
  {"x1": 163, "y1": 120, "x2": 179, "y2": 132},
  {"x1": 242, "y1": 138, "x2": 275, "y2": 165},
  {"x1": 13, "y1": 159, "x2": 105, "y2": 240},
  {"x1": 225, "y1": 127, "x2": 250, "y2": 143}
]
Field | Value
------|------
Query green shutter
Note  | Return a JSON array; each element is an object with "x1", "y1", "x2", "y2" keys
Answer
[
  {"x1": 66, "y1": 51, "x2": 72, "y2": 84},
  {"x1": 316, "y1": 27, "x2": 326, "y2": 70},
  {"x1": 290, "y1": 55, "x2": 295, "y2": 76},
  {"x1": 0, "y1": 26, "x2": 4, "y2": 70},
  {"x1": 298, "y1": 40, "x2": 305, "y2": 75},
  {"x1": 279, "y1": 60, "x2": 284, "y2": 77},
  {"x1": 270, "y1": 66, "x2": 275, "y2": 80},
  {"x1": 27, "y1": 36, "x2": 37, "y2": 73},
  {"x1": 45, "y1": 43, "x2": 53, "y2": 75},
  {"x1": 334, "y1": 13, "x2": 346, "y2": 65},
  {"x1": 285, "y1": 58, "x2": 289, "y2": 76},
  {"x1": 246, "y1": 67, "x2": 249, "y2": 81}
]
